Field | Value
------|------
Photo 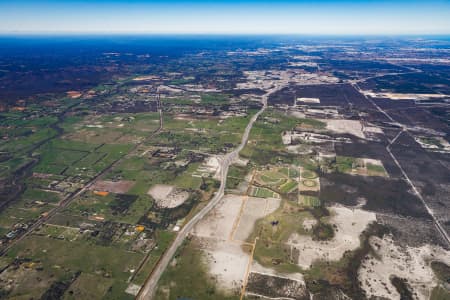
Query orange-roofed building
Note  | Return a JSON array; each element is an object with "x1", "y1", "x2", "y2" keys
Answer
[
  {"x1": 135, "y1": 225, "x2": 145, "y2": 232},
  {"x1": 94, "y1": 191, "x2": 109, "y2": 197}
]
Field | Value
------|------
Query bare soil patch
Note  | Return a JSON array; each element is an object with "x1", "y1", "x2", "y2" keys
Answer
[
  {"x1": 192, "y1": 194, "x2": 244, "y2": 240},
  {"x1": 234, "y1": 197, "x2": 281, "y2": 241},
  {"x1": 321, "y1": 119, "x2": 365, "y2": 139},
  {"x1": 147, "y1": 184, "x2": 189, "y2": 209},
  {"x1": 90, "y1": 180, "x2": 135, "y2": 194}
]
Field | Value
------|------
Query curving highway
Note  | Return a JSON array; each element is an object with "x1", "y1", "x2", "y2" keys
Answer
[{"x1": 137, "y1": 85, "x2": 281, "y2": 300}]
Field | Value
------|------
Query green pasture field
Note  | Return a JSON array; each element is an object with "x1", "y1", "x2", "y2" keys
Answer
[
  {"x1": 239, "y1": 109, "x2": 299, "y2": 165},
  {"x1": 7, "y1": 234, "x2": 143, "y2": 299},
  {"x1": 226, "y1": 163, "x2": 251, "y2": 189}
]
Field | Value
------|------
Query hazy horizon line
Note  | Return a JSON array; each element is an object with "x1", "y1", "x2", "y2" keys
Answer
[{"x1": 2, "y1": 31, "x2": 450, "y2": 37}]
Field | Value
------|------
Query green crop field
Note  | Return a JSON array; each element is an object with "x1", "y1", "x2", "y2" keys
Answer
[
  {"x1": 251, "y1": 186, "x2": 277, "y2": 198},
  {"x1": 300, "y1": 195, "x2": 321, "y2": 207},
  {"x1": 279, "y1": 180, "x2": 298, "y2": 193}
]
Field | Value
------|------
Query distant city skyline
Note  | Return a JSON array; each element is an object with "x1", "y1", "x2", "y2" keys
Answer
[{"x1": 1, "y1": 0, "x2": 450, "y2": 35}]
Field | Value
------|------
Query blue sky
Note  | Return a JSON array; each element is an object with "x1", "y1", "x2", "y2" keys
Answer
[{"x1": 1, "y1": 0, "x2": 449, "y2": 35}]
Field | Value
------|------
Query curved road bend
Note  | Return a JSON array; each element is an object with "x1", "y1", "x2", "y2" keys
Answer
[{"x1": 137, "y1": 85, "x2": 281, "y2": 300}]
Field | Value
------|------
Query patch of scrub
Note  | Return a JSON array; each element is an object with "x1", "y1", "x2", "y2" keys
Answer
[
  {"x1": 288, "y1": 205, "x2": 376, "y2": 269},
  {"x1": 250, "y1": 261, "x2": 305, "y2": 283},
  {"x1": 246, "y1": 271, "x2": 309, "y2": 300},
  {"x1": 147, "y1": 184, "x2": 189, "y2": 208},
  {"x1": 358, "y1": 235, "x2": 450, "y2": 300}
]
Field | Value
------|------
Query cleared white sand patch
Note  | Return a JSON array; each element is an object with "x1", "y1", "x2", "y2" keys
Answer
[
  {"x1": 288, "y1": 205, "x2": 376, "y2": 269},
  {"x1": 148, "y1": 184, "x2": 173, "y2": 199},
  {"x1": 147, "y1": 184, "x2": 189, "y2": 208},
  {"x1": 296, "y1": 97, "x2": 320, "y2": 104},
  {"x1": 359, "y1": 235, "x2": 450, "y2": 300},
  {"x1": 192, "y1": 194, "x2": 244, "y2": 241},
  {"x1": 191, "y1": 194, "x2": 284, "y2": 293},
  {"x1": 200, "y1": 238, "x2": 249, "y2": 292},
  {"x1": 321, "y1": 119, "x2": 365, "y2": 139},
  {"x1": 302, "y1": 218, "x2": 318, "y2": 231},
  {"x1": 362, "y1": 91, "x2": 448, "y2": 101},
  {"x1": 364, "y1": 125, "x2": 383, "y2": 134},
  {"x1": 195, "y1": 155, "x2": 222, "y2": 179},
  {"x1": 362, "y1": 158, "x2": 383, "y2": 166},
  {"x1": 288, "y1": 110, "x2": 307, "y2": 119},
  {"x1": 265, "y1": 197, "x2": 281, "y2": 215},
  {"x1": 234, "y1": 197, "x2": 281, "y2": 241},
  {"x1": 192, "y1": 195, "x2": 250, "y2": 292}
]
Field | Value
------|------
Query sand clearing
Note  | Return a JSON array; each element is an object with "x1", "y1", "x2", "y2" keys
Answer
[
  {"x1": 195, "y1": 156, "x2": 222, "y2": 180},
  {"x1": 322, "y1": 119, "x2": 365, "y2": 139},
  {"x1": 147, "y1": 184, "x2": 189, "y2": 208},
  {"x1": 200, "y1": 238, "x2": 249, "y2": 293},
  {"x1": 192, "y1": 194, "x2": 244, "y2": 240},
  {"x1": 288, "y1": 205, "x2": 376, "y2": 269},
  {"x1": 358, "y1": 235, "x2": 450, "y2": 300},
  {"x1": 191, "y1": 194, "x2": 282, "y2": 292},
  {"x1": 234, "y1": 197, "x2": 281, "y2": 241},
  {"x1": 192, "y1": 195, "x2": 249, "y2": 291}
]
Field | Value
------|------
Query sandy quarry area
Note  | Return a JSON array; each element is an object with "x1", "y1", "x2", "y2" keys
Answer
[
  {"x1": 147, "y1": 184, "x2": 189, "y2": 208},
  {"x1": 359, "y1": 235, "x2": 450, "y2": 300},
  {"x1": 288, "y1": 205, "x2": 376, "y2": 269},
  {"x1": 191, "y1": 194, "x2": 281, "y2": 292},
  {"x1": 195, "y1": 156, "x2": 222, "y2": 180},
  {"x1": 321, "y1": 119, "x2": 365, "y2": 139},
  {"x1": 90, "y1": 180, "x2": 135, "y2": 194}
]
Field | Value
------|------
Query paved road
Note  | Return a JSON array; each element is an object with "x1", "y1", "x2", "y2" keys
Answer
[{"x1": 137, "y1": 86, "x2": 281, "y2": 300}]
